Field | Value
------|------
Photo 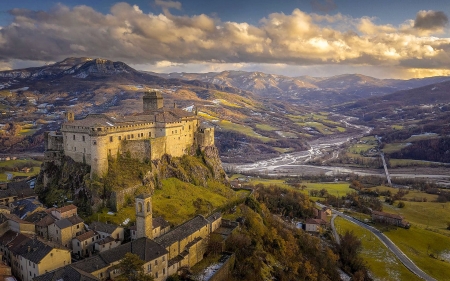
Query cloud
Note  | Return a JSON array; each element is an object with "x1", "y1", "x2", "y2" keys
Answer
[
  {"x1": 155, "y1": 0, "x2": 181, "y2": 12},
  {"x1": 311, "y1": 0, "x2": 337, "y2": 13},
  {"x1": 0, "y1": 3, "x2": 450, "y2": 78},
  {"x1": 414, "y1": 10, "x2": 448, "y2": 31}
]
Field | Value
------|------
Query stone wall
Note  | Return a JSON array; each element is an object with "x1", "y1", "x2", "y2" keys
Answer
[
  {"x1": 122, "y1": 140, "x2": 152, "y2": 162},
  {"x1": 110, "y1": 184, "x2": 145, "y2": 212},
  {"x1": 207, "y1": 253, "x2": 235, "y2": 281}
]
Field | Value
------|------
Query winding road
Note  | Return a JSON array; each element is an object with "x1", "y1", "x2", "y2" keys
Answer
[{"x1": 330, "y1": 207, "x2": 436, "y2": 281}]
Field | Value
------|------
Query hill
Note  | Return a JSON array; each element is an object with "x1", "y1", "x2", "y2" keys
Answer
[
  {"x1": 152, "y1": 70, "x2": 450, "y2": 107},
  {"x1": 0, "y1": 58, "x2": 357, "y2": 163}
]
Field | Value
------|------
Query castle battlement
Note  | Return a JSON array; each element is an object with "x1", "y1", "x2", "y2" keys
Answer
[{"x1": 46, "y1": 90, "x2": 214, "y2": 178}]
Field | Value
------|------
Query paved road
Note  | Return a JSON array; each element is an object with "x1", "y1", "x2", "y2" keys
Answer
[
  {"x1": 330, "y1": 214, "x2": 340, "y2": 244},
  {"x1": 333, "y1": 210, "x2": 436, "y2": 281}
]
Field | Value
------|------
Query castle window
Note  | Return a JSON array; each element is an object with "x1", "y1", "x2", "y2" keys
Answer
[
  {"x1": 147, "y1": 202, "x2": 150, "y2": 212},
  {"x1": 138, "y1": 202, "x2": 143, "y2": 212},
  {"x1": 82, "y1": 136, "x2": 85, "y2": 142},
  {"x1": 73, "y1": 135, "x2": 76, "y2": 140},
  {"x1": 93, "y1": 141, "x2": 97, "y2": 145},
  {"x1": 110, "y1": 136, "x2": 113, "y2": 142},
  {"x1": 118, "y1": 136, "x2": 122, "y2": 140},
  {"x1": 189, "y1": 125, "x2": 191, "y2": 129},
  {"x1": 74, "y1": 147, "x2": 76, "y2": 151},
  {"x1": 149, "y1": 132, "x2": 152, "y2": 137},
  {"x1": 108, "y1": 149, "x2": 111, "y2": 155},
  {"x1": 131, "y1": 134, "x2": 134, "y2": 138},
  {"x1": 127, "y1": 135, "x2": 130, "y2": 140}
]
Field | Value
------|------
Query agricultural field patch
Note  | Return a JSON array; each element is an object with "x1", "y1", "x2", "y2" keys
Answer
[
  {"x1": 384, "y1": 226, "x2": 450, "y2": 281},
  {"x1": 256, "y1": 123, "x2": 278, "y2": 131},
  {"x1": 219, "y1": 120, "x2": 272, "y2": 142},
  {"x1": 335, "y1": 217, "x2": 420, "y2": 281}
]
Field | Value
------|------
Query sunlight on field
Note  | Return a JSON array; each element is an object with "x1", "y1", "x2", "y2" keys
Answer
[
  {"x1": 384, "y1": 226, "x2": 450, "y2": 280},
  {"x1": 335, "y1": 217, "x2": 420, "y2": 281},
  {"x1": 256, "y1": 123, "x2": 278, "y2": 131},
  {"x1": 219, "y1": 120, "x2": 272, "y2": 142},
  {"x1": 382, "y1": 143, "x2": 409, "y2": 154}
]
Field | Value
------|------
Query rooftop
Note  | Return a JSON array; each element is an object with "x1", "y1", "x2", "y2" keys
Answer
[
  {"x1": 155, "y1": 215, "x2": 208, "y2": 248},
  {"x1": 372, "y1": 211, "x2": 403, "y2": 220},
  {"x1": 72, "y1": 237, "x2": 167, "y2": 273},
  {"x1": 56, "y1": 204, "x2": 77, "y2": 214},
  {"x1": 54, "y1": 218, "x2": 74, "y2": 229},
  {"x1": 153, "y1": 216, "x2": 170, "y2": 229},
  {"x1": 89, "y1": 221, "x2": 121, "y2": 234},
  {"x1": 32, "y1": 265, "x2": 99, "y2": 281},
  {"x1": 75, "y1": 230, "x2": 97, "y2": 242}
]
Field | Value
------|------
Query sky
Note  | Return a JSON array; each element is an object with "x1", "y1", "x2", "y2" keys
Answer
[{"x1": 0, "y1": 0, "x2": 450, "y2": 79}]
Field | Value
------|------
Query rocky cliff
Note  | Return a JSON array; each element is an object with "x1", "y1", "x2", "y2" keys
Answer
[{"x1": 36, "y1": 146, "x2": 229, "y2": 213}]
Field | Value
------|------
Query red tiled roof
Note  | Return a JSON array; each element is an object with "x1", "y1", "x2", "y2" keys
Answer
[
  {"x1": 56, "y1": 204, "x2": 77, "y2": 213},
  {"x1": 75, "y1": 230, "x2": 97, "y2": 242}
]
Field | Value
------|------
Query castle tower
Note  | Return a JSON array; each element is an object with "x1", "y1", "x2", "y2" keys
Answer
[
  {"x1": 135, "y1": 194, "x2": 153, "y2": 239},
  {"x1": 64, "y1": 111, "x2": 74, "y2": 122},
  {"x1": 143, "y1": 90, "x2": 163, "y2": 112}
]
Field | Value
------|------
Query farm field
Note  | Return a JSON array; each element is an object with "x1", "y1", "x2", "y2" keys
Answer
[
  {"x1": 335, "y1": 217, "x2": 420, "y2": 281},
  {"x1": 384, "y1": 226, "x2": 450, "y2": 281},
  {"x1": 219, "y1": 120, "x2": 272, "y2": 142},
  {"x1": 0, "y1": 159, "x2": 42, "y2": 182},
  {"x1": 231, "y1": 176, "x2": 354, "y2": 198}
]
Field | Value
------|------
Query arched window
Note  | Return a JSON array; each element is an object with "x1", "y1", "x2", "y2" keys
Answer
[
  {"x1": 147, "y1": 202, "x2": 151, "y2": 212},
  {"x1": 138, "y1": 202, "x2": 143, "y2": 213}
]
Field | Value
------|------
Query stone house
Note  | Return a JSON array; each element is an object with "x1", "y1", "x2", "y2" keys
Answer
[
  {"x1": 11, "y1": 237, "x2": 71, "y2": 281},
  {"x1": 0, "y1": 231, "x2": 71, "y2": 281},
  {"x1": 0, "y1": 213, "x2": 35, "y2": 235},
  {"x1": 27, "y1": 214, "x2": 55, "y2": 240},
  {"x1": 94, "y1": 236, "x2": 121, "y2": 253},
  {"x1": 50, "y1": 205, "x2": 77, "y2": 220},
  {"x1": 371, "y1": 211, "x2": 410, "y2": 228},
  {"x1": 72, "y1": 230, "x2": 100, "y2": 258},
  {"x1": 304, "y1": 218, "x2": 323, "y2": 233},
  {"x1": 155, "y1": 215, "x2": 210, "y2": 273},
  {"x1": 48, "y1": 215, "x2": 84, "y2": 248},
  {"x1": 69, "y1": 237, "x2": 168, "y2": 281},
  {"x1": 88, "y1": 222, "x2": 124, "y2": 242}
]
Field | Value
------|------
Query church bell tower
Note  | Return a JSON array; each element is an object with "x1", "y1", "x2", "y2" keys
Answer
[{"x1": 135, "y1": 194, "x2": 153, "y2": 239}]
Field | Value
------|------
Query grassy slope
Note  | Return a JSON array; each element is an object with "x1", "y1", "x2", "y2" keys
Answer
[
  {"x1": 335, "y1": 217, "x2": 420, "y2": 281},
  {"x1": 384, "y1": 226, "x2": 450, "y2": 280},
  {"x1": 89, "y1": 178, "x2": 235, "y2": 226}
]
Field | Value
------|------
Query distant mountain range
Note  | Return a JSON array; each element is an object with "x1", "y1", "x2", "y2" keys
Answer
[
  {"x1": 1, "y1": 57, "x2": 449, "y2": 162},
  {"x1": 150, "y1": 71, "x2": 450, "y2": 107}
]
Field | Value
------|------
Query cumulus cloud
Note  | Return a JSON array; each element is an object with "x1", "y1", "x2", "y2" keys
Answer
[
  {"x1": 311, "y1": 0, "x2": 337, "y2": 13},
  {"x1": 0, "y1": 3, "x2": 450, "y2": 78},
  {"x1": 414, "y1": 10, "x2": 448, "y2": 31}
]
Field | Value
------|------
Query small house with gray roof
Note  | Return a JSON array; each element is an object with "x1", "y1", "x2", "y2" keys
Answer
[
  {"x1": 88, "y1": 221, "x2": 124, "y2": 242},
  {"x1": 0, "y1": 232, "x2": 71, "y2": 281},
  {"x1": 72, "y1": 230, "x2": 100, "y2": 258},
  {"x1": 48, "y1": 216, "x2": 85, "y2": 249}
]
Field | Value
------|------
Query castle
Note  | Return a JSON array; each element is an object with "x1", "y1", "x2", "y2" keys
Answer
[{"x1": 45, "y1": 91, "x2": 214, "y2": 177}]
